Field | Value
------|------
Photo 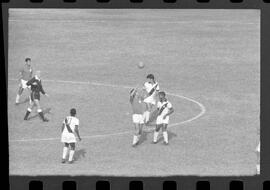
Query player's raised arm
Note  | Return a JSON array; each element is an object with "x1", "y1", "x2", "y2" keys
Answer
[{"x1": 26, "y1": 77, "x2": 35, "y2": 86}]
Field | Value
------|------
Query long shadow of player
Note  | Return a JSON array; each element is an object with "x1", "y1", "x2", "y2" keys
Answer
[
  {"x1": 74, "y1": 149, "x2": 86, "y2": 161},
  {"x1": 28, "y1": 107, "x2": 52, "y2": 120}
]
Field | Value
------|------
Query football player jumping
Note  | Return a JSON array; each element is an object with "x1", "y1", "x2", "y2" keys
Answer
[{"x1": 143, "y1": 74, "x2": 160, "y2": 124}]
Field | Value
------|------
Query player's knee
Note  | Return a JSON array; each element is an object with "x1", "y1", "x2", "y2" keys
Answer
[{"x1": 70, "y1": 143, "x2": 75, "y2": 150}]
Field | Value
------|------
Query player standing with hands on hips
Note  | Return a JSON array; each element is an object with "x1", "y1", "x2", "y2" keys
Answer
[
  {"x1": 61, "y1": 108, "x2": 81, "y2": 164},
  {"x1": 153, "y1": 91, "x2": 174, "y2": 145},
  {"x1": 23, "y1": 70, "x2": 49, "y2": 122},
  {"x1": 15, "y1": 57, "x2": 33, "y2": 105}
]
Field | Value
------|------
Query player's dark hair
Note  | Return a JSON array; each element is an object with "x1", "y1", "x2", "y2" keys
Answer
[
  {"x1": 159, "y1": 91, "x2": 166, "y2": 97},
  {"x1": 146, "y1": 74, "x2": 154, "y2": 80},
  {"x1": 70, "y1": 108, "x2": 76, "y2": 116},
  {"x1": 25, "y1": 57, "x2": 31, "y2": 62}
]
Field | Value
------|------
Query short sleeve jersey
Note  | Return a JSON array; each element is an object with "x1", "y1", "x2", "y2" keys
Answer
[
  {"x1": 144, "y1": 82, "x2": 160, "y2": 95},
  {"x1": 62, "y1": 116, "x2": 79, "y2": 133},
  {"x1": 157, "y1": 100, "x2": 172, "y2": 116},
  {"x1": 20, "y1": 64, "x2": 33, "y2": 81}
]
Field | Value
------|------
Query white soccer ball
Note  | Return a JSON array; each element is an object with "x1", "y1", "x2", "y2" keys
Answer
[{"x1": 138, "y1": 62, "x2": 145, "y2": 69}]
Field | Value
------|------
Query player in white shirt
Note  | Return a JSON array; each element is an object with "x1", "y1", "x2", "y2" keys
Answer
[
  {"x1": 153, "y1": 91, "x2": 174, "y2": 145},
  {"x1": 129, "y1": 88, "x2": 146, "y2": 147},
  {"x1": 143, "y1": 74, "x2": 160, "y2": 123},
  {"x1": 61, "y1": 108, "x2": 82, "y2": 164}
]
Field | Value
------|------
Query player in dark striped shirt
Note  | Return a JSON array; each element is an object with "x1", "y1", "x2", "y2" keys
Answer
[{"x1": 23, "y1": 71, "x2": 49, "y2": 122}]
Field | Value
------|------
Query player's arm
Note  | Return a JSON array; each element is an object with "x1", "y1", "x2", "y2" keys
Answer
[
  {"x1": 39, "y1": 81, "x2": 46, "y2": 95},
  {"x1": 74, "y1": 125, "x2": 82, "y2": 141},
  {"x1": 26, "y1": 77, "x2": 35, "y2": 86},
  {"x1": 61, "y1": 123, "x2": 65, "y2": 132},
  {"x1": 163, "y1": 107, "x2": 174, "y2": 119}
]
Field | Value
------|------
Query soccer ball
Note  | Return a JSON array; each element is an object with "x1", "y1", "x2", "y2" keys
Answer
[{"x1": 138, "y1": 62, "x2": 145, "y2": 69}]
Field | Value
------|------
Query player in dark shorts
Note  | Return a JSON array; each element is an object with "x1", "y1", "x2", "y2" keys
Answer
[{"x1": 23, "y1": 71, "x2": 49, "y2": 122}]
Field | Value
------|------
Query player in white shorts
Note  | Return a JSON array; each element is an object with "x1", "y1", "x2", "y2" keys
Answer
[
  {"x1": 130, "y1": 88, "x2": 146, "y2": 147},
  {"x1": 61, "y1": 108, "x2": 82, "y2": 164},
  {"x1": 143, "y1": 74, "x2": 160, "y2": 123},
  {"x1": 153, "y1": 91, "x2": 174, "y2": 145},
  {"x1": 15, "y1": 58, "x2": 33, "y2": 105}
]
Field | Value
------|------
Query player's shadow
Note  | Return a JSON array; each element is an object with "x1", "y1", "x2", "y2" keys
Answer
[
  {"x1": 156, "y1": 130, "x2": 177, "y2": 143},
  {"x1": 74, "y1": 149, "x2": 86, "y2": 161},
  {"x1": 28, "y1": 108, "x2": 52, "y2": 120}
]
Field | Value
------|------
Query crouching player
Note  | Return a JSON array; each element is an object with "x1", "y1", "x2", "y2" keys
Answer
[
  {"x1": 23, "y1": 71, "x2": 49, "y2": 122},
  {"x1": 153, "y1": 91, "x2": 174, "y2": 145},
  {"x1": 61, "y1": 108, "x2": 82, "y2": 164},
  {"x1": 143, "y1": 74, "x2": 160, "y2": 124},
  {"x1": 130, "y1": 88, "x2": 146, "y2": 147}
]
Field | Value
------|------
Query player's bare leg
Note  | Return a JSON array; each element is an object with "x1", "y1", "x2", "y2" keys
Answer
[
  {"x1": 144, "y1": 103, "x2": 152, "y2": 124},
  {"x1": 24, "y1": 100, "x2": 34, "y2": 120},
  {"x1": 68, "y1": 143, "x2": 75, "y2": 164},
  {"x1": 15, "y1": 86, "x2": 24, "y2": 105},
  {"x1": 161, "y1": 124, "x2": 169, "y2": 145},
  {"x1": 35, "y1": 100, "x2": 49, "y2": 122},
  {"x1": 256, "y1": 142, "x2": 260, "y2": 174},
  {"x1": 153, "y1": 124, "x2": 161, "y2": 144},
  {"x1": 62, "y1": 143, "x2": 69, "y2": 163},
  {"x1": 132, "y1": 123, "x2": 140, "y2": 147}
]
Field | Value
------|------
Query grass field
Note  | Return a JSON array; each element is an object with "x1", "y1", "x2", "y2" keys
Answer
[{"x1": 8, "y1": 9, "x2": 260, "y2": 176}]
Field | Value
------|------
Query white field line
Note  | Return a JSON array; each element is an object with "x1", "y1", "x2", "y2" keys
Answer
[
  {"x1": 8, "y1": 78, "x2": 206, "y2": 142},
  {"x1": 8, "y1": 19, "x2": 258, "y2": 25}
]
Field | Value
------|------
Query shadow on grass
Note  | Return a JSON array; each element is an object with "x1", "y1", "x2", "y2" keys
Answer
[
  {"x1": 27, "y1": 108, "x2": 52, "y2": 120},
  {"x1": 74, "y1": 148, "x2": 86, "y2": 161}
]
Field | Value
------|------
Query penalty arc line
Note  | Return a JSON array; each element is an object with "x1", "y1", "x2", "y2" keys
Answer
[{"x1": 8, "y1": 78, "x2": 206, "y2": 142}]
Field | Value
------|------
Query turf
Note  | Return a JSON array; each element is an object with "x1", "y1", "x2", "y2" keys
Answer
[{"x1": 8, "y1": 9, "x2": 260, "y2": 176}]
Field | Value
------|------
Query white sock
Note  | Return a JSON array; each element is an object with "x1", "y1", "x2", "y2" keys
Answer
[
  {"x1": 16, "y1": 94, "x2": 20, "y2": 103},
  {"x1": 145, "y1": 111, "x2": 150, "y2": 122},
  {"x1": 163, "y1": 131, "x2": 168, "y2": 143},
  {"x1": 62, "y1": 147, "x2": 68, "y2": 159},
  {"x1": 153, "y1": 131, "x2": 159, "y2": 142},
  {"x1": 133, "y1": 135, "x2": 138, "y2": 145},
  {"x1": 256, "y1": 164, "x2": 260, "y2": 174},
  {"x1": 69, "y1": 150, "x2": 75, "y2": 161},
  {"x1": 29, "y1": 96, "x2": 32, "y2": 103}
]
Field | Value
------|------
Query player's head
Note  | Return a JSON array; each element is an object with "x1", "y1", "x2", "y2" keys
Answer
[
  {"x1": 35, "y1": 70, "x2": 41, "y2": 78},
  {"x1": 25, "y1": 58, "x2": 31, "y2": 65},
  {"x1": 146, "y1": 74, "x2": 155, "y2": 82},
  {"x1": 158, "y1": 91, "x2": 166, "y2": 101},
  {"x1": 70, "y1": 108, "x2": 77, "y2": 116}
]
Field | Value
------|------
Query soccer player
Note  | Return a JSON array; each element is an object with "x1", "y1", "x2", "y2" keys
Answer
[
  {"x1": 23, "y1": 70, "x2": 49, "y2": 122},
  {"x1": 143, "y1": 74, "x2": 160, "y2": 123},
  {"x1": 153, "y1": 91, "x2": 174, "y2": 145},
  {"x1": 130, "y1": 88, "x2": 146, "y2": 147},
  {"x1": 15, "y1": 58, "x2": 33, "y2": 105},
  {"x1": 61, "y1": 108, "x2": 81, "y2": 164}
]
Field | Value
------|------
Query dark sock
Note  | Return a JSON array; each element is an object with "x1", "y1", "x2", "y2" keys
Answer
[
  {"x1": 24, "y1": 111, "x2": 31, "y2": 120},
  {"x1": 38, "y1": 111, "x2": 46, "y2": 121}
]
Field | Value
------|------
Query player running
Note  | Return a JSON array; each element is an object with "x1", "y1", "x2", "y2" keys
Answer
[
  {"x1": 23, "y1": 71, "x2": 49, "y2": 122},
  {"x1": 153, "y1": 91, "x2": 174, "y2": 145},
  {"x1": 130, "y1": 88, "x2": 147, "y2": 147},
  {"x1": 15, "y1": 58, "x2": 33, "y2": 105},
  {"x1": 143, "y1": 74, "x2": 160, "y2": 124},
  {"x1": 61, "y1": 108, "x2": 81, "y2": 164}
]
